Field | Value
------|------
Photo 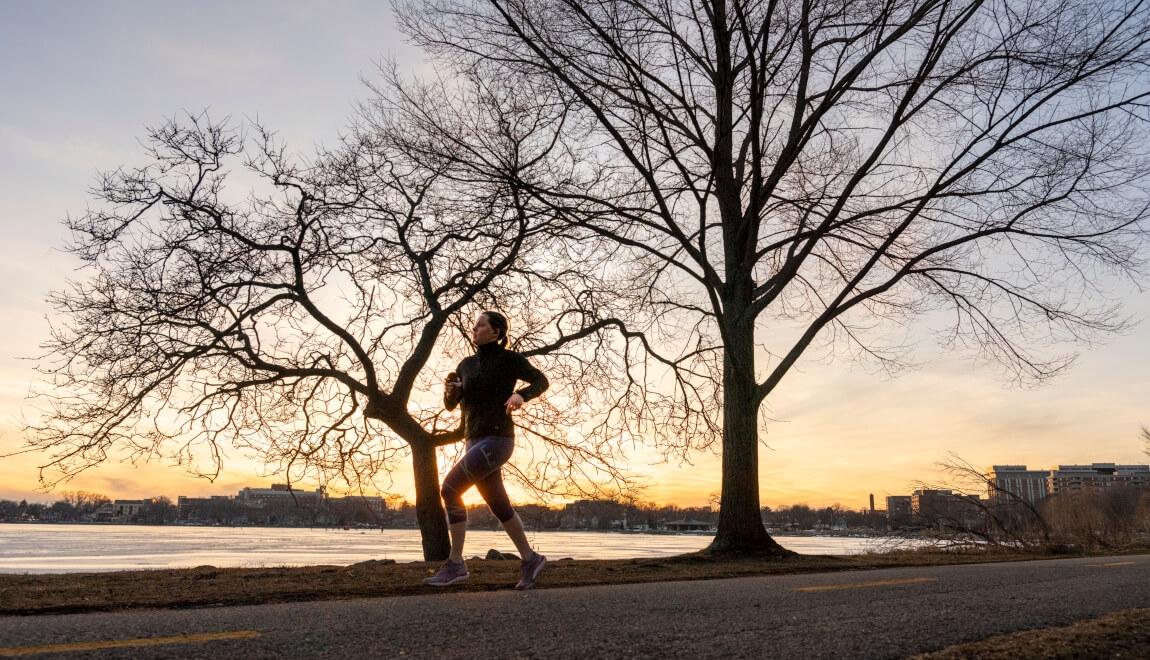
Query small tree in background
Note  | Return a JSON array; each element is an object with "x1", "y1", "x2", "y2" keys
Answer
[{"x1": 19, "y1": 87, "x2": 637, "y2": 560}]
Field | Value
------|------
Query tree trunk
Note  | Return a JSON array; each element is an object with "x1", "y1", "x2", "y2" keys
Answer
[
  {"x1": 706, "y1": 315, "x2": 792, "y2": 557},
  {"x1": 702, "y1": 4, "x2": 788, "y2": 558},
  {"x1": 410, "y1": 440, "x2": 450, "y2": 561}
]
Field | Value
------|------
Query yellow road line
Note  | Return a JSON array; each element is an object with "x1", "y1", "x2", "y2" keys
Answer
[
  {"x1": 1087, "y1": 561, "x2": 1137, "y2": 568},
  {"x1": 0, "y1": 631, "x2": 261, "y2": 657},
  {"x1": 794, "y1": 577, "x2": 937, "y2": 593}
]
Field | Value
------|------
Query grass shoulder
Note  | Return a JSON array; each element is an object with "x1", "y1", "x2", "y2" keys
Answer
[
  {"x1": 3, "y1": 544, "x2": 1144, "y2": 617},
  {"x1": 912, "y1": 607, "x2": 1150, "y2": 659}
]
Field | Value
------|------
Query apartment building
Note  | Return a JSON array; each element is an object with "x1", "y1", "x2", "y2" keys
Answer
[
  {"x1": 986, "y1": 465, "x2": 1051, "y2": 505},
  {"x1": 1047, "y1": 463, "x2": 1150, "y2": 494}
]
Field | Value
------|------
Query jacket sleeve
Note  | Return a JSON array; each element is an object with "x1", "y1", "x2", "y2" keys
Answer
[
  {"x1": 444, "y1": 361, "x2": 464, "y2": 411},
  {"x1": 514, "y1": 353, "x2": 550, "y2": 401}
]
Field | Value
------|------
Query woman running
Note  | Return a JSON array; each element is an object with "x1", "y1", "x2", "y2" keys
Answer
[{"x1": 423, "y1": 310, "x2": 550, "y2": 589}]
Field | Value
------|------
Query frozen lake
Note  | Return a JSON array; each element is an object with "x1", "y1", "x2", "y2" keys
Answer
[{"x1": 0, "y1": 523, "x2": 912, "y2": 573}]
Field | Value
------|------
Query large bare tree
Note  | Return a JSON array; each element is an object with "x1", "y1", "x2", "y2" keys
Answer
[
  {"x1": 399, "y1": 0, "x2": 1150, "y2": 554},
  {"x1": 20, "y1": 86, "x2": 636, "y2": 560}
]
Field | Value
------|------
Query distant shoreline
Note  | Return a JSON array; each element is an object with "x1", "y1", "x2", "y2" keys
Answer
[{"x1": 0, "y1": 519, "x2": 908, "y2": 539}]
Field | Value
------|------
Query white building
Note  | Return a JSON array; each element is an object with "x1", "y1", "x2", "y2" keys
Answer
[{"x1": 111, "y1": 499, "x2": 147, "y2": 518}]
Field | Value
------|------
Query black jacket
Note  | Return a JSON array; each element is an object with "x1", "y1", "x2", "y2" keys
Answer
[{"x1": 445, "y1": 342, "x2": 549, "y2": 440}]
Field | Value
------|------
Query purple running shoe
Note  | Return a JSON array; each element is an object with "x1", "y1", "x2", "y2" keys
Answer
[
  {"x1": 515, "y1": 552, "x2": 547, "y2": 590},
  {"x1": 423, "y1": 559, "x2": 469, "y2": 587}
]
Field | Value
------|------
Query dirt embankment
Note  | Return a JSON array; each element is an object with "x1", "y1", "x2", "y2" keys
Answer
[{"x1": 0, "y1": 547, "x2": 1087, "y2": 617}]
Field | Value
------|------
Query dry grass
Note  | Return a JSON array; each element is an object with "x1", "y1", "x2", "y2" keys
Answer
[
  {"x1": 0, "y1": 546, "x2": 1064, "y2": 617},
  {"x1": 913, "y1": 608, "x2": 1150, "y2": 659}
]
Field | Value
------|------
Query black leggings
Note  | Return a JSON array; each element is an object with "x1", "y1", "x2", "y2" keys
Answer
[{"x1": 441, "y1": 436, "x2": 515, "y2": 524}]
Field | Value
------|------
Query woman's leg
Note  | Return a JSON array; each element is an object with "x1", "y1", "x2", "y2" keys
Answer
[
  {"x1": 473, "y1": 464, "x2": 536, "y2": 560},
  {"x1": 448, "y1": 520, "x2": 467, "y2": 563},
  {"x1": 439, "y1": 437, "x2": 514, "y2": 563},
  {"x1": 439, "y1": 448, "x2": 484, "y2": 563},
  {"x1": 471, "y1": 439, "x2": 547, "y2": 589},
  {"x1": 461, "y1": 436, "x2": 533, "y2": 558},
  {"x1": 499, "y1": 512, "x2": 536, "y2": 561}
]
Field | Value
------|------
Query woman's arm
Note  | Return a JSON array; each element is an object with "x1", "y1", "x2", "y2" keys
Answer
[{"x1": 513, "y1": 354, "x2": 549, "y2": 402}]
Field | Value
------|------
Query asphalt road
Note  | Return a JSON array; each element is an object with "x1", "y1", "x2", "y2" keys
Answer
[{"x1": 1, "y1": 554, "x2": 1147, "y2": 659}]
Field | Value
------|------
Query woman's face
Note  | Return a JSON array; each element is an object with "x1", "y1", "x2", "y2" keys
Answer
[{"x1": 472, "y1": 313, "x2": 500, "y2": 346}]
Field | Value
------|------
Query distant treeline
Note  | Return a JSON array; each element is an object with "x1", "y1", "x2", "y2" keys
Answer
[{"x1": 0, "y1": 492, "x2": 892, "y2": 532}]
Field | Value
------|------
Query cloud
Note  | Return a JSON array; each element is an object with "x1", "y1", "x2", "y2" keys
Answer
[
  {"x1": 140, "y1": 34, "x2": 275, "y2": 86},
  {"x1": 0, "y1": 122, "x2": 124, "y2": 172}
]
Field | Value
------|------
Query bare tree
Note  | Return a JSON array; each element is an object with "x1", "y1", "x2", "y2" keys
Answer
[
  {"x1": 398, "y1": 0, "x2": 1150, "y2": 555},
  {"x1": 62, "y1": 491, "x2": 111, "y2": 516},
  {"x1": 18, "y1": 92, "x2": 633, "y2": 559},
  {"x1": 929, "y1": 454, "x2": 1050, "y2": 549}
]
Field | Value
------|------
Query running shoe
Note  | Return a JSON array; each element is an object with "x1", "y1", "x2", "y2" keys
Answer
[
  {"x1": 515, "y1": 552, "x2": 547, "y2": 590},
  {"x1": 423, "y1": 559, "x2": 469, "y2": 586}
]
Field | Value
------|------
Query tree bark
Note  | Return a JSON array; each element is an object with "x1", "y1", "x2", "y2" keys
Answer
[
  {"x1": 706, "y1": 312, "x2": 792, "y2": 557},
  {"x1": 410, "y1": 440, "x2": 450, "y2": 561}
]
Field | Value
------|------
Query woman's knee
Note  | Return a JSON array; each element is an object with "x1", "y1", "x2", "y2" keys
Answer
[
  {"x1": 441, "y1": 483, "x2": 468, "y2": 524},
  {"x1": 492, "y1": 504, "x2": 515, "y2": 523},
  {"x1": 480, "y1": 483, "x2": 515, "y2": 522}
]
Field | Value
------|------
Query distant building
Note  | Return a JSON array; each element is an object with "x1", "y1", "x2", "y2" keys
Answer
[
  {"x1": 111, "y1": 499, "x2": 147, "y2": 518},
  {"x1": 236, "y1": 484, "x2": 326, "y2": 508},
  {"x1": 177, "y1": 495, "x2": 235, "y2": 521},
  {"x1": 987, "y1": 465, "x2": 1051, "y2": 506},
  {"x1": 911, "y1": 489, "x2": 986, "y2": 531},
  {"x1": 886, "y1": 496, "x2": 913, "y2": 527},
  {"x1": 950, "y1": 494, "x2": 988, "y2": 531},
  {"x1": 911, "y1": 489, "x2": 952, "y2": 521},
  {"x1": 1047, "y1": 464, "x2": 1150, "y2": 494}
]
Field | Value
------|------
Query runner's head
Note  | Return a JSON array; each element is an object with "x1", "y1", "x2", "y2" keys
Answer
[{"x1": 473, "y1": 311, "x2": 509, "y2": 347}]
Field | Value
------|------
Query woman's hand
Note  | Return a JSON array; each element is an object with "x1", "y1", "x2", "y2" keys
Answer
[
  {"x1": 445, "y1": 372, "x2": 461, "y2": 399},
  {"x1": 504, "y1": 392, "x2": 524, "y2": 413}
]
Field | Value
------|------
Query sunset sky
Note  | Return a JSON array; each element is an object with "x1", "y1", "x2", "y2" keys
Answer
[{"x1": 2, "y1": 2, "x2": 1148, "y2": 511}]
